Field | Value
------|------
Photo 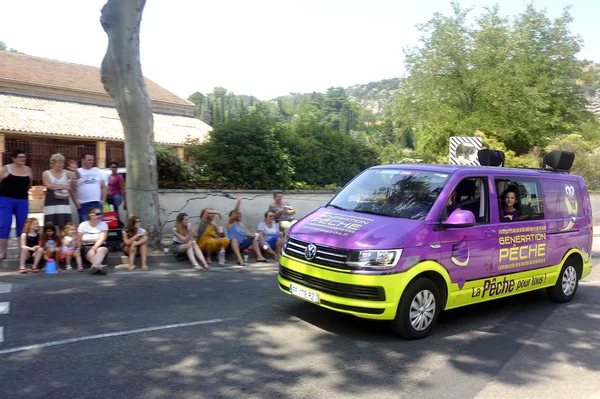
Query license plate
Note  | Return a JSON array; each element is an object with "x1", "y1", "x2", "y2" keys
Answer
[{"x1": 290, "y1": 284, "x2": 320, "y2": 304}]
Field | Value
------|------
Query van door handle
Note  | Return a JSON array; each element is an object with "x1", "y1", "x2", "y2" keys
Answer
[{"x1": 485, "y1": 228, "x2": 496, "y2": 236}]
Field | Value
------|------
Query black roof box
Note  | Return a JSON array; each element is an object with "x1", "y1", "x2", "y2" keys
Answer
[
  {"x1": 477, "y1": 149, "x2": 505, "y2": 167},
  {"x1": 542, "y1": 150, "x2": 574, "y2": 172}
]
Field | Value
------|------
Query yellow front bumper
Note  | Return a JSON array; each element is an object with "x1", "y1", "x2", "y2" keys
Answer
[{"x1": 277, "y1": 254, "x2": 411, "y2": 320}]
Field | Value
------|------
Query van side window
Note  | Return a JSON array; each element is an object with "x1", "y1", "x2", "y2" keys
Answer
[
  {"x1": 444, "y1": 177, "x2": 489, "y2": 223},
  {"x1": 540, "y1": 179, "x2": 581, "y2": 219},
  {"x1": 495, "y1": 177, "x2": 544, "y2": 221}
]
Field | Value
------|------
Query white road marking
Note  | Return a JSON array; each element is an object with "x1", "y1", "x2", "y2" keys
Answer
[
  {"x1": 0, "y1": 284, "x2": 9, "y2": 345},
  {"x1": 0, "y1": 317, "x2": 235, "y2": 355}
]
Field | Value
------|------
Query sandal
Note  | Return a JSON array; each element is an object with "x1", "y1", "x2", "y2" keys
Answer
[
  {"x1": 19, "y1": 267, "x2": 27, "y2": 274},
  {"x1": 77, "y1": 265, "x2": 84, "y2": 272},
  {"x1": 128, "y1": 265, "x2": 136, "y2": 272},
  {"x1": 31, "y1": 267, "x2": 40, "y2": 273},
  {"x1": 193, "y1": 264, "x2": 203, "y2": 271},
  {"x1": 141, "y1": 265, "x2": 149, "y2": 271},
  {"x1": 237, "y1": 261, "x2": 246, "y2": 266},
  {"x1": 66, "y1": 265, "x2": 73, "y2": 271}
]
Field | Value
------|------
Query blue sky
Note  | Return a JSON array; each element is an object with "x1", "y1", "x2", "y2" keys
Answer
[{"x1": 0, "y1": 0, "x2": 598, "y2": 100}]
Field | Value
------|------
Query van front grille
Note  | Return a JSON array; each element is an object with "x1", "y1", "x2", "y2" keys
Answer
[{"x1": 284, "y1": 237, "x2": 352, "y2": 270}]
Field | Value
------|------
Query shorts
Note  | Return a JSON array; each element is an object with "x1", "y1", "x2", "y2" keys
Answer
[
  {"x1": 237, "y1": 237, "x2": 253, "y2": 252},
  {"x1": 170, "y1": 242, "x2": 188, "y2": 261},
  {"x1": 266, "y1": 235, "x2": 279, "y2": 249},
  {"x1": 80, "y1": 244, "x2": 108, "y2": 262}
]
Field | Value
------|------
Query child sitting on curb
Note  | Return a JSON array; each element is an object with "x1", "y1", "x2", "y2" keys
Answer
[{"x1": 19, "y1": 218, "x2": 44, "y2": 274}]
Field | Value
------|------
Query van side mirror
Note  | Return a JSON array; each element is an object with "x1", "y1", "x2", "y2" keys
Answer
[{"x1": 443, "y1": 209, "x2": 476, "y2": 228}]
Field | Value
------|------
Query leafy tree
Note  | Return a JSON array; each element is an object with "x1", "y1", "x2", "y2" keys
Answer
[
  {"x1": 279, "y1": 120, "x2": 379, "y2": 188},
  {"x1": 545, "y1": 134, "x2": 600, "y2": 190},
  {"x1": 191, "y1": 113, "x2": 293, "y2": 189},
  {"x1": 187, "y1": 91, "x2": 205, "y2": 117},
  {"x1": 400, "y1": 2, "x2": 595, "y2": 159}
]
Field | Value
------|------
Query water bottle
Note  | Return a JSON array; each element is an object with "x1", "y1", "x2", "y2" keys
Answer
[{"x1": 218, "y1": 249, "x2": 226, "y2": 265}]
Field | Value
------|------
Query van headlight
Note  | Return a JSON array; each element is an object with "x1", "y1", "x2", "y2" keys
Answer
[{"x1": 346, "y1": 249, "x2": 402, "y2": 270}]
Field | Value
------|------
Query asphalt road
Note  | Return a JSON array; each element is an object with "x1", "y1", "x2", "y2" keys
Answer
[{"x1": 0, "y1": 258, "x2": 599, "y2": 399}]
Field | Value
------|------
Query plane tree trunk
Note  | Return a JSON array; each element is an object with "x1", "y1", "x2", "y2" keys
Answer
[{"x1": 100, "y1": 0, "x2": 161, "y2": 249}]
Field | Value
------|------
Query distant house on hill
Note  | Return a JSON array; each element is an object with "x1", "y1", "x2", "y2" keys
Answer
[{"x1": 0, "y1": 51, "x2": 211, "y2": 190}]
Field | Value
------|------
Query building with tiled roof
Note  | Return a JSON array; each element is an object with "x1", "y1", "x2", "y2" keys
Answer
[{"x1": 0, "y1": 51, "x2": 211, "y2": 186}]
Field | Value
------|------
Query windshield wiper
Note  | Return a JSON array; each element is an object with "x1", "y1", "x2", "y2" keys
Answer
[
  {"x1": 327, "y1": 204, "x2": 349, "y2": 211},
  {"x1": 353, "y1": 208, "x2": 385, "y2": 216}
]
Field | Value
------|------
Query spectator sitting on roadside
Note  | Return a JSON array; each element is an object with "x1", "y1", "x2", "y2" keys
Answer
[
  {"x1": 170, "y1": 213, "x2": 209, "y2": 271},
  {"x1": 40, "y1": 222, "x2": 61, "y2": 267},
  {"x1": 226, "y1": 197, "x2": 267, "y2": 266},
  {"x1": 60, "y1": 222, "x2": 83, "y2": 272},
  {"x1": 257, "y1": 211, "x2": 283, "y2": 260},
  {"x1": 268, "y1": 190, "x2": 297, "y2": 234},
  {"x1": 76, "y1": 207, "x2": 109, "y2": 275},
  {"x1": 18, "y1": 218, "x2": 44, "y2": 274},
  {"x1": 122, "y1": 215, "x2": 148, "y2": 272},
  {"x1": 196, "y1": 207, "x2": 229, "y2": 265}
]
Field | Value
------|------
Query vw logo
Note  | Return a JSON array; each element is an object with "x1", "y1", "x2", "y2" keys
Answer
[{"x1": 305, "y1": 244, "x2": 317, "y2": 261}]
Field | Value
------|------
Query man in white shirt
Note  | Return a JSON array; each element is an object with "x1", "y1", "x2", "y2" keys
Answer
[{"x1": 74, "y1": 153, "x2": 108, "y2": 222}]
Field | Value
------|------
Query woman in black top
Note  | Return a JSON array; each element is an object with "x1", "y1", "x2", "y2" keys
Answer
[{"x1": 0, "y1": 149, "x2": 32, "y2": 261}]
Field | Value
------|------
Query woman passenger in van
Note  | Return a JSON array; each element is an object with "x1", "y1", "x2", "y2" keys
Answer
[{"x1": 501, "y1": 186, "x2": 520, "y2": 221}]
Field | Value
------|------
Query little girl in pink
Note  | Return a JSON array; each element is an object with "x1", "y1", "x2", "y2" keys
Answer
[{"x1": 60, "y1": 223, "x2": 83, "y2": 271}]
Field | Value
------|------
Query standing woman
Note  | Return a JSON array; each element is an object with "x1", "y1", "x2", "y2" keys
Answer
[
  {"x1": 107, "y1": 161, "x2": 126, "y2": 212},
  {"x1": 42, "y1": 153, "x2": 80, "y2": 229},
  {"x1": 0, "y1": 149, "x2": 32, "y2": 261}
]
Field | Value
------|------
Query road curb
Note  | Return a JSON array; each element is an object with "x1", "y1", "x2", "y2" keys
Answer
[{"x1": 0, "y1": 253, "x2": 276, "y2": 272}]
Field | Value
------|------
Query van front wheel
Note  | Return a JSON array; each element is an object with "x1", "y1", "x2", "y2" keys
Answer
[
  {"x1": 391, "y1": 278, "x2": 441, "y2": 339},
  {"x1": 546, "y1": 263, "x2": 579, "y2": 303}
]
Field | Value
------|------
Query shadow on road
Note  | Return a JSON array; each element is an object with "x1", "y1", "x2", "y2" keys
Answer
[{"x1": 0, "y1": 267, "x2": 599, "y2": 398}]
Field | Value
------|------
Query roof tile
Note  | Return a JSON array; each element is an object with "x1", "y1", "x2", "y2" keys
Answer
[
  {"x1": 0, "y1": 51, "x2": 194, "y2": 108},
  {"x1": 0, "y1": 94, "x2": 210, "y2": 146}
]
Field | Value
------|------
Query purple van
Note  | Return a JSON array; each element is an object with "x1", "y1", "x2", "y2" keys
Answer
[{"x1": 278, "y1": 150, "x2": 593, "y2": 339}]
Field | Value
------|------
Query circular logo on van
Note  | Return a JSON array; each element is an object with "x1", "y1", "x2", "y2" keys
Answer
[{"x1": 305, "y1": 244, "x2": 317, "y2": 261}]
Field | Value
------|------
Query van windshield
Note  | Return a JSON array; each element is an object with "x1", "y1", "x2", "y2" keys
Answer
[{"x1": 329, "y1": 169, "x2": 450, "y2": 220}]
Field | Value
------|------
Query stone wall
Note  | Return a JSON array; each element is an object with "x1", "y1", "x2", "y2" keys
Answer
[{"x1": 158, "y1": 190, "x2": 336, "y2": 234}]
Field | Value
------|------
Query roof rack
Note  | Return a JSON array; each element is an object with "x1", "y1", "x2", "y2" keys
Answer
[
  {"x1": 542, "y1": 150, "x2": 574, "y2": 173},
  {"x1": 477, "y1": 149, "x2": 505, "y2": 167}
]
